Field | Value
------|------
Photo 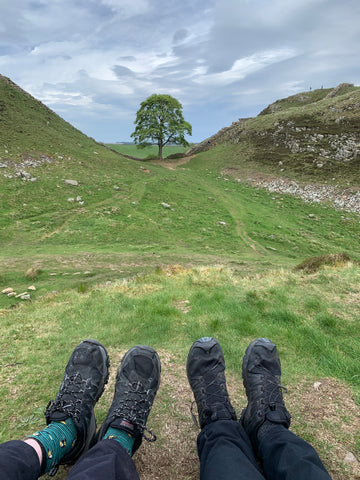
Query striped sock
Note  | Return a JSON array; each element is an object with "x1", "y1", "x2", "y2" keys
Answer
[
  {"x1": 28, "y1": 418, "x2": 77, "y2": 473},
  {"x1": 103, "y1": 426, "x2": 135, "y2": 455}
]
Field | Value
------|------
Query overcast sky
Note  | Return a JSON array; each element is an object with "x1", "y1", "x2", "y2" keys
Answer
[{"x1": 1, "y1": 0, "x2": 359, "y2": 143}]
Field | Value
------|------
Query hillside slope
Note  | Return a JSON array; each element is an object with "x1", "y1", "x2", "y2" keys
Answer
[
  {"x1": 188, "y1": 83, "x2": 360, "y2": 184},
  {"x1": 1, "y1": 75, "x2": 360, "y2": 306}
]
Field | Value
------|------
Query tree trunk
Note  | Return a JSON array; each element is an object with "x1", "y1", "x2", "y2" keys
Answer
[{"x1": 158, "y1": 142, "x2": 163, "y2": 159}]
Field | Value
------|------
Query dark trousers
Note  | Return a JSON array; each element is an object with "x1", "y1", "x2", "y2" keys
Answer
[
  {"x1": 0, "y1": 439, "x2": 138, "y2": 480},
  {"x1": 0, "y1": 423, "x2": 331, "y2": 480},
  {"x1": 198, "y1": 421, "x2": 332, "y2": 480}
]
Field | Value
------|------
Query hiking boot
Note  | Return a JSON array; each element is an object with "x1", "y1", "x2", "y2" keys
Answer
[
  {"x1": 241, "y1": 338, "x2": 291, "y2": 447},
  {"x1": 45, "y1": 339, "x2": 110, "y2": 465},
  {"x1": 97, "y1": 345, "x2": 161, "y2": 454},
  {"x1": 187, "y1": 337, "x2": 237, "y2": 428}
]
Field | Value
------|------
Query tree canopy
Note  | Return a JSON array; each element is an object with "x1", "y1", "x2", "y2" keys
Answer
[{"x1": 130, "y1": 94, "x2": 192, "y2": 159}]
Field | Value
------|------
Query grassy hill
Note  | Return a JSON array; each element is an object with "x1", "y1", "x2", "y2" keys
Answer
[
  {"x1": 0, "y1": 76, "x2": 359, "y2": 479},
  {"x1": 188, "y1": 83, "x2": 360, "y2": 185}
]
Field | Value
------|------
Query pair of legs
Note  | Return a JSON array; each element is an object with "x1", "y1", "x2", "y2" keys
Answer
[
  {"x1": 0, "y1": 338, "x2": 332, "y2": 479},
  {"x1": 189, "y1": 337, "x2": 331, "y2": 480}
]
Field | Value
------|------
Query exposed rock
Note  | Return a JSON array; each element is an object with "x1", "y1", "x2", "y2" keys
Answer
[
  {"x1": 2, "y1": 287, "x2": 14, "y2": 294},
  {"x1": 247, "y1": 177, "x2": 360, "y2": 215},
  {"x1": 343, "y1": 451, "x2": 358, "y2": 464},
  {"x1": 7, "y1": 292, "x2": 16, "y2": 298},
  {"x1": 325, "y1": 83, "x2": 354, "y2": 98},
  {"x1": 65, "y1": 179, "x2": 79, "y2": 186},
  {"x1": 15, "y1": 292, "x2": 29, "y2": 298}
]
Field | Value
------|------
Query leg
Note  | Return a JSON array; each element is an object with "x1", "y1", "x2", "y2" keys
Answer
[
  {"x1": 259, "y1": 426, "x2": 331, "y2": 480},
  {"x1": 187, "y1": 337, "x2": 264, "y2": 480},
  {"x1": 66, "y1": 439, "x2": 139, "y2": 480},
  {"x1": 0, "y1": 440, "x2": 41, "y2": 480},
  {"x1": 241, "y1": 338, "x2": 331, "y2": 480},
  {"x1": 1, "y1": 339, "x2": 109, "y2": 479},
  {"x1": 198, "y1": 421, "x2": 265, "y2": 480}
]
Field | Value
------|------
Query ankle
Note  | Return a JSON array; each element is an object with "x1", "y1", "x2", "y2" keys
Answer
[
  {"x1": 103, "y1": 426, "x2": 135, "y2": 456},
  {"x1": 24, "y1": 438, "x2": 43, "y2": 468},
  {"x1": 27, "y1": 418, "x2": 77, "y2": 474}
]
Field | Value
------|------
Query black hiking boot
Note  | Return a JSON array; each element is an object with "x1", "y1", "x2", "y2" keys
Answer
[
  {"x1": 187, "y1": 337, "x2": 237, "y2": 429},
  {"x1": 45, "y1": 339, "x2": 110, "y2": 470},
  {"x1": 241, "y1": 338, "x2": 291, "y2": 448},
  {"x1": 97, "y1": 345, "x2": 161, "y2": 454}
]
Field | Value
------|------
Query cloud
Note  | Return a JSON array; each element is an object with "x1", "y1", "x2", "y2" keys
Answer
[
  {"x1": 0, "y1": 0, "x2": 359, "y2": 142},
  {"x1": 193, "y1": 49, "x2": 298, "y2": 86}
]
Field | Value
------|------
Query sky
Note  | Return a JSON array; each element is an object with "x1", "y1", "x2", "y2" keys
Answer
[{"x1": 1, "y1": 0, "x2": 359, "y2": 143}]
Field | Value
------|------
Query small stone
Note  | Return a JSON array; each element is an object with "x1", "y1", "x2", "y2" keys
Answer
[
  {"x1": 7, "y1": 292, "x2": 16, "y2": 298},
  {"x1": 344, "y1": 451, "x2": 358, "y2": 464},
  {"x1": 68, "y1": 198, "x2": 75, "y2": 202},
  {"x1": 2, "y1": 287, "x2": 14, "y2": 294},
  {"x1": 28, "y1": 286, "x2": 36, "y2": 291},
  {"x1": 161, "y1": 202, "x2": 171, "y2": 208},
  {"x1": 113, "y1": 186, "x2": 120, "y2": 190},
  {"x1": 313, "y1": 382, "x2": 322, "y2": 391},
  {"x1": 76, "y1": 196, "x2": 82, "y2": 202},
  {"x1": 65, "y1": 179, "x2": 79, "y2": 186},
  {"x1": 20, "y1": 294, "x2": 31, "y2": 300},
  {"x1": 308, "y1": 214, "x2": 316, "y2": 218},
  {"x1": 15, "y1": 292, "x2": 29, "y2": 298},
  {"x1": 219, "y1": 221, "x2": 227, "y2": 225}
]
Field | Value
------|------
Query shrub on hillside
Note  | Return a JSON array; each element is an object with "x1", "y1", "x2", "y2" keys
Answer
[{"x1": 294, "y1": 253, "x2": 351, "y2": 273}]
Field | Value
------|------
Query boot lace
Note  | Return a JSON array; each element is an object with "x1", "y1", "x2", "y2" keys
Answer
[
  {"x1": 45, "y1": 372, "x2": 92, "y2": 422},
  {"x1": 112, "y1": 380, "x2": 157, "y2": 442}
]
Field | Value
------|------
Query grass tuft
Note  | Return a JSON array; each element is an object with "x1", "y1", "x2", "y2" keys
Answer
[{"x1": 294, "y1": 253, "x2": 351, "y2": 273}]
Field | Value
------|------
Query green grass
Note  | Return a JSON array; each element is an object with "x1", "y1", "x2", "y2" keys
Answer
[
  {"x1": 1, "y1": 265, "x2": 359, "y2": 479},
  {"x1": 107, "y1": 143, "x2": 188, "y2": 159},
  {"x1": 1, "y1": 75, "x2": 359, "y2": 479}
]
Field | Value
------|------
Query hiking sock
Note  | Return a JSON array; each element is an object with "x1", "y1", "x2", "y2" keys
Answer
[
  {"x1": 103, "y1": 426, "x2": 135, "y2": 455},
  {"x1": 28, "y1": 417, "x2": 77, "y2": 473}
]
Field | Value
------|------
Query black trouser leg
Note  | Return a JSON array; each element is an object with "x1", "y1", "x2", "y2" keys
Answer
[
  {"x1": 66, "y1": 439, "x2": 140, "y2": 480},
  {"x1": 197, "y1": 420, "x2": 265, "y2": 480},
  {"x1": 259, "y1": 425, "x2": 332, "y2": 480},
  {"x1": 0, "y1": 439, "x2": 139, "y2": 480},
  {"x1": 0, "y1": 440, "x2": 41, "y2": 480}
]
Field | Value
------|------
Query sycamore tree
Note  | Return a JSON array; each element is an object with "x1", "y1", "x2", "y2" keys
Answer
[{"x1": 131, "y1": 94, "x2": 192, "y2": 159}]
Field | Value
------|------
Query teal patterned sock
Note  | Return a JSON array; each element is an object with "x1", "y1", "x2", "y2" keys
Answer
[
  {"x1": 103, "y1": 426, "x2": 135, "y2": 455},
  {"x1": 28, "y1": 418, "x2": 77, "y2": 473}
]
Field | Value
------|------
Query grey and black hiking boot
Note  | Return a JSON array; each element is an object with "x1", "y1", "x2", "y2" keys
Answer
[
  {"x1": 97, "y1": 345, "x2": 161, "y2": 454},
  {"x1": 187, "y1": 337, "x2": 237, "y2": 429},
  {"x1": 45, "y1": 339, "x2": 110, "y2": 466},
  {"x1": 241, "y1": 338, "x2": 291, "y2": 447}
]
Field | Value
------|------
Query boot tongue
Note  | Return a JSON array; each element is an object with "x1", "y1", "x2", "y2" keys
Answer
[
  {"x1": 48, "y1": 410, "x2": 70, "y2": 422},
  {"x1": 266, "y1": 408, "x2": 290, "y2": 425}
]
